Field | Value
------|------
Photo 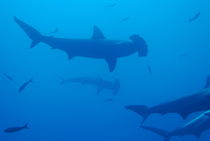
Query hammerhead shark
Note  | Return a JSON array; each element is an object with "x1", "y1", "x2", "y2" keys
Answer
[
  {"x1": 14, "y1": 17, "x2": 148, "y2": 72},
  {"x1": 141, "y1": 110, "x2": 210, "y2": 141},
  {"x1": 125, "y1": 76, "x2": 210, "y2": 123},
  {"x1": 61, "y1": 76, "x2": 120, "y2": 95}
]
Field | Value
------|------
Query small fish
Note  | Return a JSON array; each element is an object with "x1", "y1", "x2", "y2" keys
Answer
[
  {"x1": 178, "y1": 53, "x2": 188, "y2": 57},
  {"x1": 189, "y1": 12, "x2": 200, "y2": 22},
  {"x1": 104, "y1": 98, "x2": 114, "y2": 102},
  {"x1": 120, "y1": 17, "x2": 131, "y2": 23},
  {"x1": 50, "y1": 28, "x2": 58, "y2": 34},
  {"x1": 4, "y1": 123, "x2": 29, "y2": 133},
  {"x1": 18, "y1": 78, "x2": 33, "y2": 93},
  {"x1": 106, "y1": 3, "x2": 117, "y2": 8},
  {"x1": 147, "y1": 65, "x2": 152, "y2": 74},
  {"x1": 3, "y1": 73, "x2": 13, "y2": 81}
]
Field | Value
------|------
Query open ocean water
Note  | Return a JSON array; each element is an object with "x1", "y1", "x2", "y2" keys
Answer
[{"x1": 0, "y1": 0, "x2": 210, "y2": 141}]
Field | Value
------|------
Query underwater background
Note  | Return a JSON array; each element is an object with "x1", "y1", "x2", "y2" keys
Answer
[{"x1": 1, "y1": 0, "x2": 210, "y2": 140}]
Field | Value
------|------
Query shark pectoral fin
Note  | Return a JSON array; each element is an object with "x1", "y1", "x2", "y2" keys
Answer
[
  {"x1": 30, "y1": 41, "x2": 40, "y2": 48},
  {"x1": 179, "y1": 112, "x2": 190, "y2": 120},
  {"x1": 105, "y1": 57, "x2": 117, "y2": 72},
  {"x1": 67, "y1": 53, "x2": 75, "y2": 60},
  {"x1": 92, "y1": 26, "x2": 105, "y2": 39},
  {"x1": 194, "y1": 132, "x2": 202, "y2": 139}
]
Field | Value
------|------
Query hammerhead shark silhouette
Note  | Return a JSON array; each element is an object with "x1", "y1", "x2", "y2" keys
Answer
[
  {"x1": 141, "y1": 110, "x2": 210, "y2": 141},
  {"x1": 14, "y1": 17, "x2": 148, "y2": 72},
  {"x1": 60, "y1": 76, "x2": 120, "y2": 95},
  {"x1": 126, "y1": 76, "x2": 210, "y2": 124}
]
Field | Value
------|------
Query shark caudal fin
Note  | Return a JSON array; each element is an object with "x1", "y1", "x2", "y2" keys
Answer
[
  {"x1": 130, "y1": 34, "x2": 148, "y2": 57},
  {"x1": 125, "y1": 105, "x2": 150, "y2": 124},
  {"x1": 141, "y1": 126, "x2": 171, "y2": 141},
  {"x1": 14, "y1": 17, "x2": 43, "y2": 48},
  {"x1": 112, "y1": 79, "x2": 120, "y2": 95}
]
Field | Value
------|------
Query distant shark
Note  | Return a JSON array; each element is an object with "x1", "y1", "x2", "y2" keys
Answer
[
  {"x1": 126, "y1": 77, "x2": 210, "y2": 123},
  {"x1": 14, "y1": 17, "x2": 148, "y2": 72},
  {"x1": 141, "y1": 110, "x2": 210, "y2": 141},
  {"x1": 61, "y1": 76, "x2": 120, "y2": 95},
  {"x1": 4, "y1": 123, "x2": 29, "y2": 133}
]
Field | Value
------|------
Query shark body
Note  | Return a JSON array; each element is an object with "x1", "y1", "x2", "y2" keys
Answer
[{"x1": 14, "y1": 17, "x2": 148, "y2": 72}]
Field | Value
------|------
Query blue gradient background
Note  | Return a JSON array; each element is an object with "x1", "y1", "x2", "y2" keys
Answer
[{"x1": 0, "y1": 0, "x2": 210, "y2": 141}]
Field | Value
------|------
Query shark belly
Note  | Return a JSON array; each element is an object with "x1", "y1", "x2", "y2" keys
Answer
[{"x1": 43, "y1": 37, "x2": 120, "y2": 59}]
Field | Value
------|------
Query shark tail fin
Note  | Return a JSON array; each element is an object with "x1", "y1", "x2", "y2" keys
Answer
[
  {"x1": 125, "y1": 105, "x2": 150, "y2": 124},
  {"x1": 14, "y1": 17, "x2": 43, "y2": 48},
  {"x1": 141, "y1": 126, "x2": 171, "y2": 141},
  {"x1": 130, "y1": 34, "x2": 148, "y2": 57},
  {"x1": 112, "y1": 79, "x2": 120, "y2": 95}
]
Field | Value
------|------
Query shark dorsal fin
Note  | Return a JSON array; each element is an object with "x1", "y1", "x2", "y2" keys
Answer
[{"x1": 92, "y1": 26, "x2": 105, "y2": 39}]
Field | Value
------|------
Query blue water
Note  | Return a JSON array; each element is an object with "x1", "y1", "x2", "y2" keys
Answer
[{"x1": 1, "y1": 0, "x2": 210, "y2": 140}]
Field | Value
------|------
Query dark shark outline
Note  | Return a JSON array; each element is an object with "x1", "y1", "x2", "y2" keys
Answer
[
  {"x1": 4, "y1": 123, "x2": 29, "y2": 133},
  {"x1": 60, "y1": 76, "x2": 120, "y2": 95},
  {"x1": 126, "y1": 88, "x2": 210, "y2": 124},
  {"x1": 14, "y1": 17, "x2": 148, "y2": 72},
  {"x1": 141, "y1": 111, "x2": 210, "y2": 141}
]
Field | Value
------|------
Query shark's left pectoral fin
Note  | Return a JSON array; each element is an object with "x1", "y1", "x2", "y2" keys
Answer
[
  {"x1": 30, "y1": 40, "x2": 40, "y2": 48},
  {"x1": 105, "y1": 57, "x2": 117, "y2": 72},
  {"x1": 67, "y1": 53, "x2": 75, "y2": 60}
]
